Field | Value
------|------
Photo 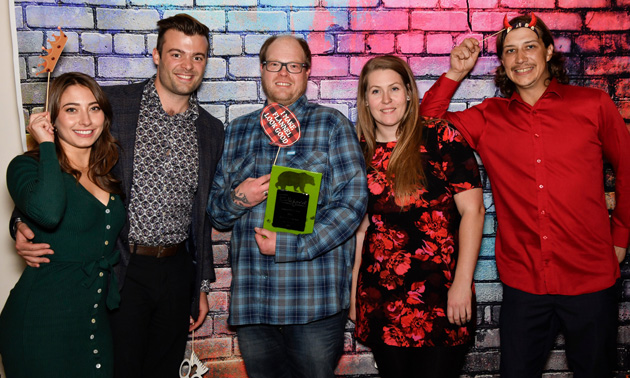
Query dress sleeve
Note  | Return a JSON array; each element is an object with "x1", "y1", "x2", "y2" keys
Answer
[
  {"x1": 598, "y1": 92, "x2": 630, "y2": 248},
  {"x1": 6, "y1": 142, "x2": 67, "y2": 229},
  {"x1": 419, "y1": 74, "x2": 487, "y2": 150},
  {"x1": 432, "y1": 119, "x2": 482, "y2": 193}
]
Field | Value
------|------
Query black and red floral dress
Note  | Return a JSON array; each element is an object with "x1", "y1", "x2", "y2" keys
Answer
[{"x1": 355, "y1": 118, "x2": 481, "y2": 348}]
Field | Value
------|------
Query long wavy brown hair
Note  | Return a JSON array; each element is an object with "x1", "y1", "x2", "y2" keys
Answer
[
  {"x1": 494, "y1": 14, "x2": 568, "y2": 97},
  {"x1": 26, "y1": 72, "x2": 121, "y2": 195},
  {"x1": 356, "y1": 55, "x2": 425, "y2": 206}
]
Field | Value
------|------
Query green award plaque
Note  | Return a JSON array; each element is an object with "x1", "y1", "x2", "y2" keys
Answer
[{"x1": 263, "y1": 165, "x2": 322, "y2": 234}]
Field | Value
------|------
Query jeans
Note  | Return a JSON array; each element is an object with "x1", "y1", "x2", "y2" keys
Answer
[{"x1": 237, "y1": 310, "x2": 348, "y2": 378}]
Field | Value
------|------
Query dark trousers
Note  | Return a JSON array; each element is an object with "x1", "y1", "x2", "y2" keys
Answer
[
  {"x1": 369, "y1": 343, "x2": 468, "y2": 378},
  {"x1": 109, "y1": 248, "x2": 194, "y2": 378},
  {"x1": 236, "y1": 310, "x2": 348, "y2": 378},
  {"x1": 499, "y1": 283, "x2": 618, "y2": 378}
]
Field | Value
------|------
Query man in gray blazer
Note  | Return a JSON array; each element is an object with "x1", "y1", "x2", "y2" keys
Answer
[{"x1": 13, "y1": 14, "x2": 224, "y2": 378}]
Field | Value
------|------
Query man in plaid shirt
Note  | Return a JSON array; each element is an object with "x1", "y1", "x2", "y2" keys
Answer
[{"x1": 208, "y1": 35, "x2": 367, "y2": 378}]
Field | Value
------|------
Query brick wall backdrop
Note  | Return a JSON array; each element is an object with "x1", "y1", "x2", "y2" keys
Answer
[{"x1": 12, "y1": 0, "x2": 630, "y2": 377}]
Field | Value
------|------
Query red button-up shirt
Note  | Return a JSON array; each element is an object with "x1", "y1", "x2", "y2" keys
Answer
[{"x1": 420, "y1": 74, "x2": 630, "y2": 295}]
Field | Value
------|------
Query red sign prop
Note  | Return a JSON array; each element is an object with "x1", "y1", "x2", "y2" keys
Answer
[{"x1": 260, "y1": 103, "x2": 301, "y2": 147}]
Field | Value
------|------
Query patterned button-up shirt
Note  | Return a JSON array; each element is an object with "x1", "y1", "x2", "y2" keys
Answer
[
  {"x1": 128, "y1": 77, "x2": 199, "y2": 246},
  {"x1": 208, "y1": 95, "x2": 367, "y2": 325}
]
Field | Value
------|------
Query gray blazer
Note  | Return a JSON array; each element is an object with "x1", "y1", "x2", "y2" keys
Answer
[{"x1": 104, "y1": 81, "x2": 224, "y2": 318}]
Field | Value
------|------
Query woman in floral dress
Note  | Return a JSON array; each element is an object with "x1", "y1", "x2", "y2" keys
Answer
[{"x1": 350, "y1": 56, "x2": 485, "y2": 378}]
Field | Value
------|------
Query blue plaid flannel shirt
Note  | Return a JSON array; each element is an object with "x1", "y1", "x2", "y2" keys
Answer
[{"x1": 208, "y1": 95, "x2": 367, "y2": 326}]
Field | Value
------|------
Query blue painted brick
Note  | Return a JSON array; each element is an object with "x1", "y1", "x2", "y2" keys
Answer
[
  {"x1": 479, "y1": 237, "x2": 496, "y2": 258},
  {"x1": 197, "y1": 0, "x2": 256, "y2": 5},
  {"x1": 198, "y1": 81, "x2": 258, "y2": 102},
  {"x1": 205, "y1": 58, "x2": 227, "y2": 79},
  {"x1": 147, "y1": 34, "x2": 158, "y2": 51},
  {"x1": 15, "y1": 6, "x2": 24, "y2": 29},
  {"x1": 213, "y1": 34, "x2": 242, "y2": 56},
  {"x1": 96, "y1": 9, "x2": 159, "y2": 31},
  {"x1": 474, "y1": 259, "x2": 499, "y2": 281},
  {"x1": 133, "y1": 0, "x2": 192, "y2": 6},
  {"x1": 114, "y1": 34, "x2": 145, "y2": 55},
  {"x1": 17, "y1": 31, "x2": 44, "y2": 53},
  {"x1": 290, "y1": 11, "x2": 348, "y2": 31},
  {"x1": 26, "y1": 6, "x2": 94, "y2": 29},
  {"x1": 98, "y1": 57, "x2": 155, "y2": 78},
  {"x1": 245, "y1": 35, "x2": 273, "y2": 55},
  {"x1": 470, "y1": 56, "x2": 501, "y2": 76},
  {"x1": 261, "y1": 0, "x2": 317, "y2": 6},
  {"x1": 228, "y1": 11, "x2": 287, "y2": 32},
  {"x1": 21, "y1": 82, "x2": 47, "y2": 105},
  {"x1": 483, "y1": 214, "x2": 496, "y2": 235},
  {"x1": 409, "y1": 56, "x2": 451, "y2": 76},
  {"x1": 19, "y1": 58, "x2": 27, "y2": 80},
  {"x1": 63, "y1": 0, "x2": 125, "y2": 5},
  {"x1": 82, "y1": 33, "x2": 113, "y2": 54},
  {"x1": 200, "y1": 104, "x2": 226, "y2": 124},
  {"x1": 321, "y1": 79, "x2": 359, "y2": 99},
  {"x1": 475, "y1": 282, "x2": 502, "y2": 303},
  {"x1": 163, "y1": 10, "x2": 226, "y2": 32},
  {"x1": 229, "y1": 57, "x2": 260, "y2": 78},
  {"x1": 27, "y1": 55, "x2": 95, "y2": 78},
  {"x1": 228, "y1": 104, "x2": 264, "y2": 123},
  {"x1": 320, "y1": 103, "x2": 349, "y2": 119}
]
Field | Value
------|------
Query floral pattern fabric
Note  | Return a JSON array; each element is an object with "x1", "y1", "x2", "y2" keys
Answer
[{"x1": 355, "y1": 117, "x2": 481, "y2": 348}]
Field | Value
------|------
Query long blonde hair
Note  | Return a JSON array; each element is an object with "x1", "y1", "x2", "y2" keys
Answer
[{"x1": 356, "y1": 55, "x2": 425, "y2": 206}]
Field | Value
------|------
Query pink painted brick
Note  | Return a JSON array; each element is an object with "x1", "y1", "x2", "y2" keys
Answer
[
  {"x1": 397, "y1": 32, "x2": 425, "y2": 54},
  {"x1": 367, "y1": 33, "x2": 395, "y2": 53},
  {"x1": 618, "y1": 101, "x2": 630, "y2": 120},
  {"x1": 409, "y1": 56, "x2": 451, "y2": 76},
  {"x1": 469, "y1": 0, "x2": 499, "y2": 7},
  {"x1": 191, "y1": 315, "x2": 214, "y2": 337},
  {"x1": 212, "y1": 227, "x2": 231, "y2": 242},
  {"x1": 411, "y1": 11, "x2": 469, "y2": 31},
  {"x1": 581, "y1": 78, "x2": 609, "y2": 93},
  {"x1": 558, "y1": 0, "x2": 609, "y2": 7},
  {"x1": 537, "y1": 12, "x2": 582, "y2": 30},
  {"x1": 615, "y1": 79, "x2": 630, "y2": 98},
  {"x1": 350, "y1": 56, "x2": 373, "y2": 76},
  {"x1": 306, "y1": 32, "x2": 334, "y2": 54},
  {"x1": 310, "y1": 56, "x2": 348, "y2": 77},
  {"x1": 321, "y1": 79, "x2": 360, "y2": 99},
  {"x1": 554, "y1": 36, "x2": 571, "y2": 53},
  {"x1": 213, "y1": 243, "x2": 229, "y2": 265},
  {"x1": 620, "y1": 0, "x2": 630, "y2": 5},
  {"x1": 337, "y1": 33, "x2": 365, "y2": 53},
  {"x1": 469, "y1": 56, "x2": 500, "y2": 76},
  {"x1": 426, "y1": 33, "x2": 454, "y2": 54},
  {"x1": 205, "y1": 358, "x2": 248, "y2": 378},
  {"x1": 575, "y1": 34, "x2": 601, "y2": 53},
  {"x1": 586, "y1": 11, "x2": 630, "y2": 31},
  {"x1": 195, "y1": 337, "x2": 233, "y2": 359},
  {"x1": 350, "y1": 11, "x2": 408, "y2": 31},
  {"x1": 207, "y1": 291, "x2": 229, "y2": 312},
  {"x1": 501, "y1": 0, "x2": 554, "y2": 7},
  {"x1": 602, "y1": 34, "x2": 627, "y2": 54},
  {"x1": 209, "y1": 267, "x2": 232, "y2": 289},
  {"x1": 440, "y1": 0, "x2": 468, "y2": 7},
  {"x1": 472, "y1": 12, "x2": 518, "y2": 32},
  {"x1": 584, "y1": 56, "x2": 630, "y2": 75},
  {"x1": 383, "y1": 0, "x2": 438, "y2": 7},
  {"x1": 213, "y1": 313, "x2": 235, "y2": 335}
]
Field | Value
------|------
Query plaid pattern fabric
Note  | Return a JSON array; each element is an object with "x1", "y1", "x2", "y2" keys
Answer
[{"x1": 208, "y1": 95, "x2": 367, "y2": 325}]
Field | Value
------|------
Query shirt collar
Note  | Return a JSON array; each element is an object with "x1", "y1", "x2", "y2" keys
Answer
[
  {"x1": 508, "y1": 77, "x2": 563, "y2": 108},
  {"x1": 143, "y1": 76, "x2": 199, "y2": 121}
]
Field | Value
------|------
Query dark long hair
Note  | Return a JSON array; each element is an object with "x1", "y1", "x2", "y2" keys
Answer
[
  {"x1": 356, "y1": 55, "x2": 425, "y2": 206},
  {"x1": 494, "y1": 14, "x2": 568, "y2": 97},
  {"x1": 26, "y1": 72, "x2": 121, "y2": 195}
]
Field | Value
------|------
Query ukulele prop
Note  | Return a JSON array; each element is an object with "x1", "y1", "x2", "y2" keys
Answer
[{"x1": 37, "y1": 27, "x2": 68, "y2": 112}]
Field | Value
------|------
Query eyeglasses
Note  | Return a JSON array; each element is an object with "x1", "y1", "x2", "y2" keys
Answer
[{"x1": 263, "y1": 61, "x2": 308, "y2": 74}]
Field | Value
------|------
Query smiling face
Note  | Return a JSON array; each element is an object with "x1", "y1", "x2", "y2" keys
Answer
[
  {"x1": 260, "y1": 36, "x2": 310, "y2": 106},
  {"x1": 54, "y1": 85, "x2": 105, "y2": 153},
  {"x1": 365, "y1": 68, "x2": 409, "y2": 140},
  {"x1": 500, "y1": 27, "x2": 554, "y2": 98},
  {"x1": 152, "y1": 29, "x2": 208, "y2": 100}
]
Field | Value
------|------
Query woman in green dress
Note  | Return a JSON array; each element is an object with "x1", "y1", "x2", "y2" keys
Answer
[{"x1": 0, "y1": 72, "x2": 125, "y2": 377}]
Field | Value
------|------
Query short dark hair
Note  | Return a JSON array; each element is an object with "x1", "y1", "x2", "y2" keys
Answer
[
  {"x1": 494, "y1": 14, "x2": 568, "y2": 97},
  {"x1": 156, "y1": 14, "x2": 210, "y2": 55},
  {"x1": 259, "y1": 35, "x2": 312, "y2": 69}
]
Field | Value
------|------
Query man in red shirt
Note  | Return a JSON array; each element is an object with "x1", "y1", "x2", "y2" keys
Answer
[{"x1": 420, "y1": 14, "x2": 630, "y2": 377}]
